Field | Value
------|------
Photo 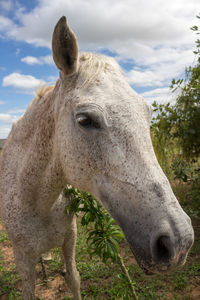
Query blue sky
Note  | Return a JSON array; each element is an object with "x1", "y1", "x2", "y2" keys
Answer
[{"x1": 0, "y1": 0, "x2": 199, "y2": 138}]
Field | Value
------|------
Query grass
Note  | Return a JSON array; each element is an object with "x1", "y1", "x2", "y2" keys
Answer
[
  {"x1": 0, "y1": 182, "x2": 200, "y2": 299},
  {"x1": 0, "y1": 249, "x2": 21, "y2": 299},
  {"x1": 0, "y1": 231, "x2": 7, "y2": 243}
]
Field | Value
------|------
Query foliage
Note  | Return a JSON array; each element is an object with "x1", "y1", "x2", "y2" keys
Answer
[
  {"x1": 150, "y1": 102, "x2": 179, "y2": 178},
  {"x1": 64, "y1": 186, "x2": 124, "y2": 263},
  {"x1": 0, "y1": 231, "x2": 7, "y2": 243},
  {"x1": 152, "y1": 15, "x2": 200, "y2": 161},
  {"x1": 64, "y1": 186, "x2": 138, "y2": 299},
  {"x1": 151, "y1": 15, "x2": 200, "y2": 218},
  {"x1": 171, "y1": 159, "x2": 200, "y2": 217}
]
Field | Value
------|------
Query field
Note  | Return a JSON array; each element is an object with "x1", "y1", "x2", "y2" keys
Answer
[{"x1": 0, "y1": 180, "x2": 200, "y2": 300}]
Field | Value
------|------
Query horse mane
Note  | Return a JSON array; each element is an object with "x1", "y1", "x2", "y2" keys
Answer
[
  {"x1": 36, "y1": 85, "x2": 55, "y2": 99},
  {"x1": 35, "y1": 53, "x2": 118, "y2": 99}
]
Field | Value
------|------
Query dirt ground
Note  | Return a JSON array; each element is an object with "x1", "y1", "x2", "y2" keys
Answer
[{"x1": 0, "y1": 221, "x2": 200, "y2": 300}]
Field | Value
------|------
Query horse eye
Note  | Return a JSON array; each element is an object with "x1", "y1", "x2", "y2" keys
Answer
[
  {"x1": 76, "y1": 114, "x2": 101, "y2": 129},
  {"x1": 77, "y1": 114, "x2": 92, "y2": 127}
]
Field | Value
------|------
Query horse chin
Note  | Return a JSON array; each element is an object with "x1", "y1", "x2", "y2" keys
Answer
[
  {"x1": 137, "y1": 262, "x2": 170, "y2": 276},
  {"x1": 135, "y1": 259, "x2": 156, "y2": 275},
  {"x1": 137, "y1": 251, "x2": 187, "y2": 275},
  {"x1": 140, "y1": 266, "x2": 155, "y2": 276},
  {"x1": 130, "y1": 248, "x2": 171, "y2": 276},
  {"x1": 136, "y1": 259, "x2": 181, "y2": 275}
]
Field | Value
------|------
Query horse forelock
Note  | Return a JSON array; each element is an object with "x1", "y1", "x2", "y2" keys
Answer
[{"x1": 76, "y1": 52, "x2": 120, "y2": 89}]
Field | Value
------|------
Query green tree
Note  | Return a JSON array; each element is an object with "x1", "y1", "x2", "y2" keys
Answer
[
  {"x1": 151, "y1": 15, "x2": 200, "y2": 217},
  {"x1": 152, "y1": 14, "x2": 200, "y2": 161}
]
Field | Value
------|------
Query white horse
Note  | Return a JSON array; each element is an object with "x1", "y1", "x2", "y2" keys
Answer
[{"x1": 0, "y1": 17, "x2": 194, "y2": 300}]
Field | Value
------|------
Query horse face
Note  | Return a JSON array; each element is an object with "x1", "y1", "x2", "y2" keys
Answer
[{"x1": 53, "y1": 17, "x2": 194, "y2": 274}]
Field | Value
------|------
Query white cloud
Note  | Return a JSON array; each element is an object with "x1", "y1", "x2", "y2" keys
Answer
[
  {"x1": 125, "y1": 46, "x2": 194, "y2": 88},
  {"x1": 6, "y1": 1, "x2": 200, "y2": 45},
  {"x1": 0, "y1": 126, "x2": 11, "y2": 139},
  {"x1": 0, "y1": 108, "x2": 24, "y2": 139},
  {"x1": 41, "y1": 55, "x2": 53, "y2": 64},
  {"x1": 0, "y1": 0, "x2": 199, "y2": 114},
  {"x1": 1, "y1": 0, "x2": 198, "y2": 48},
  {"x1": 0, "y1": 15, "x2": 14, "y2": 31},
  {"x1": 0, "y1": 100, "x2": 5, "y2": 105},
  {"x1": 2, "y1": 72, "x2": 46, "y2": 92},
  {"x1": 15, "y1": 48, "x2": 20, "y2": 56},
  {"x1": 0, "y1": 113, "x2": 18, "y2": 123},
  {"x1": 0, "y1": 0, "x2": 198, "y2": 140},
  {"x1": 0, "y1": 0, "x2": 13, "y2": 12},
  {"x1": 21, "y1": 56, "x2": 42, "y2": 65},
  {"x1": 141, "y1": 87, "x2": 177, "y2": 105},
  {"x1": 46, "y1": 75, "x2": 57, "y2": 84},
  {"x1": 127, "y1": 69, "x2": 163, "y2": 87},
  {"x1": 0, "y1": 0, "x2": 198, "y2": 91},
  {"x1": 21, "y1": 55, "x2": 53, "y2": 65},
  {"x1": 7, "y1": 108, "x2": 26, "y2": 114}
]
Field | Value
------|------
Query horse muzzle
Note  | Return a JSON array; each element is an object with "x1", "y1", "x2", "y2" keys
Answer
[{"x1": 128, "y1": 218, "x2": 194, "y2": 274}]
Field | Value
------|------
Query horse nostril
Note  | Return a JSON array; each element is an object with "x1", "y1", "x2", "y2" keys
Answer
[{"x1": 154, "y1": 236, "x2": 174, "y2": 263}]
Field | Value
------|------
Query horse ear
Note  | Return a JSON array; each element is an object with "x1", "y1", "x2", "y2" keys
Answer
[{"x1": 52, "y1": 16, "x2": 79, "y2": 76}]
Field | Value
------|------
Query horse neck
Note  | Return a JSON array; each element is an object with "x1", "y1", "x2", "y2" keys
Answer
[{"x1": 17, "y1": 82, "x2": 66, "y2": 212}]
